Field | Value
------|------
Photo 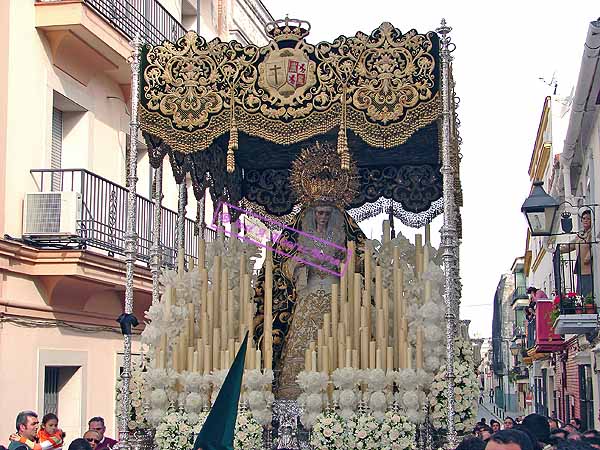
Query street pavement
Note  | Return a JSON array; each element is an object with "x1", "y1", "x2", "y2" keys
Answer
[{"x1": 477, "y1": 400, "x2": 501, "y2": 423}]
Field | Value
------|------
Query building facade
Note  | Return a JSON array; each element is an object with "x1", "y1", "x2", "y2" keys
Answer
[
  {"x1": 503, "y1": 18, "x2": 600, "y2": 430},
  {"x1": 0, "y1": 0, "x2": 272, "y2": 445}
]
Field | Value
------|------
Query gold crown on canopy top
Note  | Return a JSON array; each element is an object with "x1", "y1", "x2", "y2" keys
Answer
[
  {"x1": 290, "y1": 141, "x2": 358, "y2": 208},
  {"x1": 265, "y1": 16, "x2": 311, "y2": 42}
]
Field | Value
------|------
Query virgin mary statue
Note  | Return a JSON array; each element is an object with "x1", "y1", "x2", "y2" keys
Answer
[{"x1": 253, "y1": 142, "x2": 367, "y2": 399}]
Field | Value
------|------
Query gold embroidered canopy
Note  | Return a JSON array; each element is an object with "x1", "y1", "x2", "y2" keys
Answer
[{"x1": 139, "y1": 19, "x2": 461, "y2": 227}]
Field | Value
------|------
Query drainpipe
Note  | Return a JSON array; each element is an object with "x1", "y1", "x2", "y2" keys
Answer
[{"x1": 560, "y1": 19, "x2": 600, "y2": 201}]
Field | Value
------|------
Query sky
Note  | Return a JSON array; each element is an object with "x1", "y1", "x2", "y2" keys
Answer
[{"x1": 261, "y1": 0, "x2": 599, "y2": 338}]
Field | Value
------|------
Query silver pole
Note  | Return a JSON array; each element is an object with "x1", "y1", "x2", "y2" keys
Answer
[
  {"x1": 150, "y1": 165, "x2": 163, "y2": 304},
  {"x1": 436, "y1": 18, "x2": 459, "y2": 449},
  {"x1": 119, "y1": 32, "x2": 142, "y2": 450},
  {"x1": 177, "y1": 181, "x2": 187, "y2": 267},
  {"x1": 196, "y1": 0, "x2": 201, "y2": 33}
]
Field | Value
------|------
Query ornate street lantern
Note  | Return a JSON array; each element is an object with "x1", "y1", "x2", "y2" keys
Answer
[{"x1": 521, "y1": 181, "x2": 559, "y2": 236}]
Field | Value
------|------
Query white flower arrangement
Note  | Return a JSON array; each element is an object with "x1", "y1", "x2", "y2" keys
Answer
[
  {"x1": 233, "y1": 410, "x2": 263, "y2": 450},
  {"x1": 310, "y1": 410, "x2": 347, "y2": 450},
  {"x1": 297, "y1": 371, "x2": 329, "y2": 429},
  {"x1": 346, "y1": 413, "x2": 382, "y2": 449},
  {"x1": 155, "y1": 409, "x2": 196, "y2": 450},
  {"x1": 381, "y1": 411, "x2": 417, "y2": 450},
  {"x1": 429, "y1": 337, "x2": 478, "y2": 434},
  {"x1": 115, "y1": 361, "x2": 149, "y2": 431},
  {"x1": 243, "y1": 369, "x2": 274, "y2": 426}
]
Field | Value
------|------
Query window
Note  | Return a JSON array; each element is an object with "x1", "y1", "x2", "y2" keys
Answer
[
  {"x1": 579, "y1": 365, "x2": 594, "y2": 430},
  {"x1": 51, "y1": 108, "x2": 63, "y2": 191}
]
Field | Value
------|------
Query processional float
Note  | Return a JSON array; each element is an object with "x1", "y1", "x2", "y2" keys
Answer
[{"x1": 117, "y1": 16, "x2": 466, "y2": 450}]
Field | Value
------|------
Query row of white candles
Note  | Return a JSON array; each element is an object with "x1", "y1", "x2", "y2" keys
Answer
[
  {"x1": 304, "y1": 221, "x2": 432, "y2": 373},
  {"x1": 154, "y1": 221, "x2": 432, "y2": 377}
]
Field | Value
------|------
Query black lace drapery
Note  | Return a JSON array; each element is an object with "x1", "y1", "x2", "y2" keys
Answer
[{"x1": 143, "y1": 132, "x2": 444, "y2": 226}]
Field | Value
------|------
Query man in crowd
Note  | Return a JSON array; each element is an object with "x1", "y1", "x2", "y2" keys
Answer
[
  {"x1": 87, "y1": 418, "x2": 116, "y2": 450},
  {"x1": 570, "y1": 419, "x2": 582, "y2": 432},
  {"x1": 82, "y1": 431, "x2": 101, "y2": 450},
  {"x1": 9, "y1": 412, "x2": 40, "y2": 450},
  {"x1": 521, "y1": 413, "x2": 551, "y2": 449},
  {"x1": 485, "y1": 429, "x2": 534, "y2": 450}
]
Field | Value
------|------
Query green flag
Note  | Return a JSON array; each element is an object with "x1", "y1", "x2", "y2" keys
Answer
[{"x1": 193, "y1": 332, "x2": 249, "y2": 450}]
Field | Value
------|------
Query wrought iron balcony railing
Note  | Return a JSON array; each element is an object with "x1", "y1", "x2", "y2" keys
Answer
[
  {"x1": 511, "y1": 286, "x2": 529, "y2": 302},
  {"x1": 526, "y1": 318, "x2": 536, "y2": 350},
  {"x1": 29, "y1": 169, "x2": 215, "y2": 268},
  {"x1": 38, "y1": 0, "x2": 186, "y2": 45}
]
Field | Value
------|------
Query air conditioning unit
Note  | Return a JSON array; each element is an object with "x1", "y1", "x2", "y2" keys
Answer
[{"x1": 23, "y1": 192, "x2": 82, "y2": 237}]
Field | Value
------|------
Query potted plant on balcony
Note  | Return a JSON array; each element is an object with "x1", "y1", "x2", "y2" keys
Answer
[
  {"x1": 566, "y1": 292, "x2": 584, "y2": 314},
  {"x1": 550, "y1": 303, "x2": 561, "y2": 327},
  {"x1": 584, "y1": 295, "x2": 596, "y2": 314}
]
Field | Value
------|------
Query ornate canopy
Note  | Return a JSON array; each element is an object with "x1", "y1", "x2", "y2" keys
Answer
[{"x1": 139, "y1": 19, "x2": 461, "y2": 227}]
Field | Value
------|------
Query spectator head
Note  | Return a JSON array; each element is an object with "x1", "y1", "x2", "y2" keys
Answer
[
  {"x1": 480, "y1": 425, "x2": 494, "y2": 441},
  {"x1": 504, "y1": 417, "x2": 516, "y2": 430},
  {"x1": 568, "y1": 433, "x2": 583, "y2": 441},
  {"x1": 88, "y1": 417, "x2": 106, "y2": 440},
  {"x1": 584, "y1": 431, "x2": 600, "y2": 439},
  {"x1": 527, "y1": 287, "x2": 538, "y2": 295},
  {"x1": 41, "y1": 413, "x2": 59, "y2": 435},
  {"x1": 548, "y1": 418, "x2": 560, "y2": 431},
  {"x1": 584, "y1": 437, "x2": 600, "y2": 450},
  {"x1": 522, "y1": 413, "x2": 551, "y2": 445},
  {"x1": 68, "y1": 438, "x2": 92, "y2": 450},
  {"x1": 83, "y1": 431, "x2": 101, "y2": 450},
  {"x1": 552, "y1": 429, "x2": 568, "y2": 440},
  {"x1": 554, "y1": 438, "x2": 596, "y2": 450},
  {"x1": 456, "y1": 436, "x2": 487, "y2": 450},
  {"x1": 485, "y1": 429, "x2": 534, "y2": 450},
  {"x1": 481, "y1": 419, "x2": 487, "y2": 425},
  {"x1": 491, "y1": 420, "x2": 501, "y2": 433},
  {"x1": 571, "y1": 419, "x2": 583, "y2": 431},
  {"x1": 16, "y1": 411, "x2": 39, "y2": 440},
  {"x1": 566, "y1": 425, "x2": 579, "y2": 434}
]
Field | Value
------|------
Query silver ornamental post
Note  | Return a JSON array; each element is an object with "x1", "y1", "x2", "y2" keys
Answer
[
  {"x1": 436, "y1": 18, "x2": 459, "y2": 449},
  {"x1": 177, "y1": 181, "x2": 187, "y2": 267},
  {"x1": 150, "y1": 165, "x2": 163, "y2": 305},
  {"x1": 119, "y1": 32, "x2": 142, "y2": 450}
]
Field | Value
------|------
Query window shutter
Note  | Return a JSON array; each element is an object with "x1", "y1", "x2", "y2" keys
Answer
[{"x1": 51, "y1": 108, "x2": 63, "y2": 191}]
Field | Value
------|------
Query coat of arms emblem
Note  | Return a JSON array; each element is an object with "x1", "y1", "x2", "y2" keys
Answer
[{"x1": 260, "y1": 46, "x2": 315, "y2": 105}]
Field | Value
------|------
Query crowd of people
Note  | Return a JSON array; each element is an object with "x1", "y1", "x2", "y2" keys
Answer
[
  {"x1": 1, "y1": 412, "x2": 117, "y2": 450},
  {"x1": 460, "y1": 414, "x2": 600, "y2": 450}
]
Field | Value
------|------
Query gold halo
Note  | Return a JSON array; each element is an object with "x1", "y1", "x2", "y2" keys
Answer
[{"x1": 290, "y1": 141, "x2": 358, "y2": 208}]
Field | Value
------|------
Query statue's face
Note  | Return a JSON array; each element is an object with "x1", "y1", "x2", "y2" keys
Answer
[{"x1": 315, "y1": 207, "x2": 332, "y2": 228}]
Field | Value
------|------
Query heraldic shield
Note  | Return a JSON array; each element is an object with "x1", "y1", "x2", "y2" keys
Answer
[{"x1": 259, "y1": 46, "x2": 315, "y2": 105}]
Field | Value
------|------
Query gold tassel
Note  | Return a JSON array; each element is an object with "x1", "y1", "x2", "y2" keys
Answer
[
  {"x1": 227, "y1": 89, "x2": 237, "y2": 173},
  {"x1": 337, "y1": 85, "x2": 350, "y2": 170}
]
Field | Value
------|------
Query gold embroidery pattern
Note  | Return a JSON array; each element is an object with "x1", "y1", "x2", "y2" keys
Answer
[
  {"x1": 139, "y1": 23, "x2": 440, "y2": 153},
  {"x1": 277, "y1": 289, "x2": 331, "y2": 399}
]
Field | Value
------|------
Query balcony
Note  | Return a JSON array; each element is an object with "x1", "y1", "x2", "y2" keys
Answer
[
  {"x1": 28, "y1": 168, "x2": 216, "y2": 267},
  {"x1": 525, "y1": 300, "x2": 564, "y2": 356},
  {"x1": 35, "y1": 0, "x2": 186, "y2": 86},
  {"x1": 552, "y1": 296, "x2": 598, "y2": 335},
  {"x1": 512, "y1": 286, "x2": 529, "y2": 303},
  {"x1": 552, "y1": 244, "x2": 598, "y2": 335}
]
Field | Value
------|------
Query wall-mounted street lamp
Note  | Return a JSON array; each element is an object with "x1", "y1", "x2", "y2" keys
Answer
[
  {"x1": 510, "y1": 342, "x2": 520, "y2": 357},
  {"x1": 521, "y1": 181, "x2": 559, "y2": 236},
  {"x1": 521, "y1": 181, "x2": 597, "y2": 237}
]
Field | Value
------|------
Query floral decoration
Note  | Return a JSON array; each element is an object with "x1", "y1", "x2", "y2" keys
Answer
[
  {"x1": 381, "y1": 411, "x2": 417, "y2": 450},
  {"x1": 429, "y1": 337, "x2": 478, "y2": 434},
  {"x1": 346, "y1": 413, "x2": 382, "y2": 449},
  {"x1": 115, "y1": 360, "x2": 149, "y2": 431},
  {"x1": 310, "y1": 410, "x2": 347, "y2": 449}
]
